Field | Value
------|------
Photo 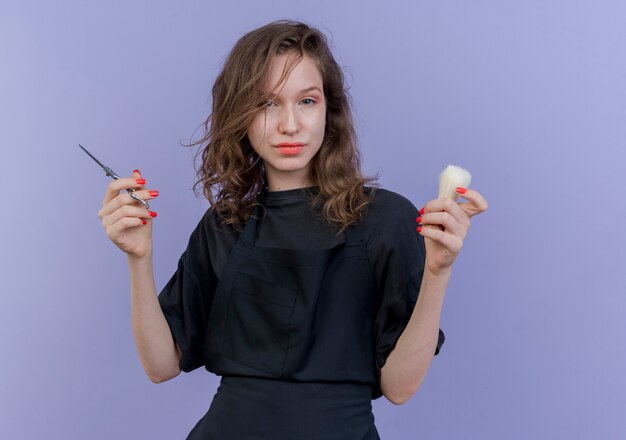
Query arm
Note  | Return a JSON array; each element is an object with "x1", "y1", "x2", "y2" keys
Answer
[
  {"x1": 128, "y1": 250, "x2": 182, "y2": 383},
  {"x1": 381, "y1": 188, "x2": 488, "y2": 404},
  {"x1": 380, "y1": 267, "x2": 450, "y2": 404},
  {"x1": 97, "y1": 170, "x2": 184, "y2": 383}
]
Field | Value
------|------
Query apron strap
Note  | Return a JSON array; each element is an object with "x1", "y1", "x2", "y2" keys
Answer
[{"x1": 239, "y1": 203, "x2": 262, "y2": 247}]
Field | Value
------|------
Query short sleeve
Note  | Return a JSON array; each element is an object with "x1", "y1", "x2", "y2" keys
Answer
[
  {"x1": 369, "y1": 190, "x2": 445, "y2": 398},
  {"x1": 158, "y1": 211, "x2": 217, "y2": 373}
]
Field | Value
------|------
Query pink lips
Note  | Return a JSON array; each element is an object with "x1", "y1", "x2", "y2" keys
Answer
[{"x1": 276, "y1": 142, "x2": 305, "y2": 155}]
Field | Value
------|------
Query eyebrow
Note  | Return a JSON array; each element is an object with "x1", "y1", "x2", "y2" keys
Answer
[
  {"x1": 269, "y1": 86, "x2": 322, "y2": 98},
  {"x1": 300, "y1": 86, "x2": 322, "y2": 94}
]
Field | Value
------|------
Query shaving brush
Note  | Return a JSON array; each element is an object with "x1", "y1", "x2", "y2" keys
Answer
[
  {"x1": 425, "y1": 165, "x2": 472, "y2": 231},
  {"x1": 439, "y1": 164, "x2": 471, "y2": 200}
]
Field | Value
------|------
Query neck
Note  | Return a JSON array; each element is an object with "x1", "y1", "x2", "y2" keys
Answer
[{"x1": 266, "y1": 170, "x2": 314, "y2": 192}]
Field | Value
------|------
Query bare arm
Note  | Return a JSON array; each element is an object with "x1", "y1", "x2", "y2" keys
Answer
[
  {"x1": 128, "y1": 249, "x2": 182, "y2": 383},
  {"x1": 381, "y1": 188, "x2": 488, "y2": 404},
  {"x1": 380, "y1": 268, "x2": 449, "y2": 404},
  {"x1": 97, "y1": 170, "x2": 182, "y2": 384}
]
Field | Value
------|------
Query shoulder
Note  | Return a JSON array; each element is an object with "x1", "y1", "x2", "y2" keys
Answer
[
  {"x1": 358, "y1": 186, "x2": 420, "y2": 246},
  {"x1": 201, "y1": 206, "x2": 241, "y2": 234},
  {"x1": 364, "y1": 187, "x2": 419, "y2": 220},
  {"x1": 360, "y1": 187, "x2": 426, "y2": 279},
  {"x1": 185, "y1": 206, "x2": 240, "y2": 255}
]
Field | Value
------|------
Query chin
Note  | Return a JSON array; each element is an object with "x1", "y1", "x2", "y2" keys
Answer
[{"x1": 266, "y1": 159, "x2": 311, "y2": 173}]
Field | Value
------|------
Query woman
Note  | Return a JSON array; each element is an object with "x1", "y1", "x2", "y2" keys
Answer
[{"x1": 98, "y1": 20, "x2": 487, "y2": 439}]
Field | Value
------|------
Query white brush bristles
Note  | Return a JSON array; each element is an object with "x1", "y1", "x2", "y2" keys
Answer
[{"x1": 438, "y1": 165, "x2": 472, "y2": 201}]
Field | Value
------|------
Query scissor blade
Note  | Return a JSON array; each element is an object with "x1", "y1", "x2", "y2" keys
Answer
[{"x1": 78, "y1": 144, "x2": 109, "y2": 171}]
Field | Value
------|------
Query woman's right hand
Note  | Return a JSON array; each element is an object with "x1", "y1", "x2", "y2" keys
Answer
[{"x1": 98, "y1": 170, "x2": 159, "y2": 259}]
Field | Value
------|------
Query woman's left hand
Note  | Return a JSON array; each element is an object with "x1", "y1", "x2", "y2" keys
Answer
[{"x1": 417, "y1": 187, "x2": 488, "y2": 276}]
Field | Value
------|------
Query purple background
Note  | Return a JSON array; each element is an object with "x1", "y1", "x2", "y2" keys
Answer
[{"x1": 2, "y1": 1, "x2": 625, "y2": 438}]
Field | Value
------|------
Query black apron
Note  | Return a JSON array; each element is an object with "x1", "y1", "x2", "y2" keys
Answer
[{"x1": 187, "y1": 201, "x2": 381, "y2": 439}]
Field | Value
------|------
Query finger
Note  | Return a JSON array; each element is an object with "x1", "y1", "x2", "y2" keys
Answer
[
  {"x1": 102, "y1": 203, "x2": 155, "y2": 229},
  {"x1": 418, "y1": 226, "x2": 463, "y2": 253},
  {"x1": 98, "y1": 189, "x2": 158, "y2": 219},
  {"x1": 102, "y1": 203, "x2": 154, "y2": 229},
  {"x1": 102, "y1": 173, "x2": 147, "y2": 205},
  {"x1": 455, "y1": 188, "x2": 488, "y2": 218},
  {"x1": 418, "y1": 211, "x2": 467, "y2": 239},
  {"x1": 106, "y1": 216, "x2": 149, "y2": 238},
  {"x1": 421, "y1": 197, "x2": 470, "y2": 227}
]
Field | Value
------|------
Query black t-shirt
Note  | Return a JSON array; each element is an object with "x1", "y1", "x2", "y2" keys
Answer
[{"x1": 158, "y1": 186, "x2": 445, "y2": 398}]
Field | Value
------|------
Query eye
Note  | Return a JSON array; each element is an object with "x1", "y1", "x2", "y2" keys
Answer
[
  {"x1": 264, "y1": 100, "x2": 277, "y2": 108},
  {"x1": 301, "y1": 98, "x2": 316, "y2": 105}
]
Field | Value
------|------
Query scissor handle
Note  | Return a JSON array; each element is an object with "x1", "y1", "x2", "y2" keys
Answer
[{"x1": 128, "y1": 189, "x2": 150, "y2": 209}]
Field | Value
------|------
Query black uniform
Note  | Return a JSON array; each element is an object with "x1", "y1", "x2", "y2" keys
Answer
[{"x1": 158, "y1": 186, "x2": 445, "y2": 439}]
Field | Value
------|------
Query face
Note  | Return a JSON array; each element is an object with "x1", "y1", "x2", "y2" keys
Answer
[{"x1": 247, "y1": 53, "x2": 326, "y2": 191}]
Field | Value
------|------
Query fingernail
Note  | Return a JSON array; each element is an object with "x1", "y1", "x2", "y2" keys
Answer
[
  {"x1": 149, "y1": 190, "x2": 159, "y2": 197},
  {"x1": 417, "y1": 226, "x2": 422, "y2": 233},
  {"x1": 133, "y1": 169, "x2": 141, "y2": 175},
  {"x1": 456, "y1": 187, "x2": 467, "y2": 194},
  {"x1": 141, "y1": 219, "x2": 147, "y2": 225},
  {"x1": 416, "y1": 216, "x2": 422, "y2": 223},
  {"x1": 149, "y1": 211, "x2": 157, "y2": 218},
  {"x1": 136, "y1": 178, "x2": 146, "y2": 185},
  {"x1": 419, "y1": 207, "x2": 425, "y2": 215}
]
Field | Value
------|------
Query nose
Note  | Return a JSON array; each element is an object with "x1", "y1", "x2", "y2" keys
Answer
[{"x1": 277, "y1": 105, "x2": 299, "y2": 135}]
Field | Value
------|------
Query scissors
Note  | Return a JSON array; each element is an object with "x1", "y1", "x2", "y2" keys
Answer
[{"x1": 78, "y1": 144, "x2": 150, "y2": 210}]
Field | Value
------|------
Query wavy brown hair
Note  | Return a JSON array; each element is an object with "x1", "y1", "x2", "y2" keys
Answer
[{"x1": 191, "y1": 20, "x2": 378, "y2": 231}]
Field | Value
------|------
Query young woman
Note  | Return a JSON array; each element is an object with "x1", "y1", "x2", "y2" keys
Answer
[{"x1": 98, "y1": 20, "x2": 487, "y2": 439}]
